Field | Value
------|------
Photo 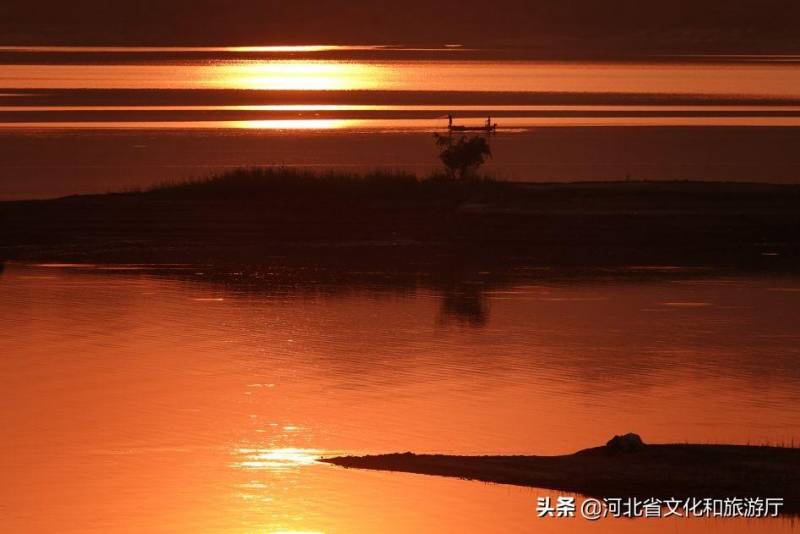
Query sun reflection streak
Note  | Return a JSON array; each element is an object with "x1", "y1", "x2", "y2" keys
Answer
[
  {"x1": 233, "y1": 447, "x2": 322, "y2": 471},
  {"x1": 228, "y1": 45, "x2": 386, "y2": 53},
  {"x1": 227, "y1": 119, "x2": 357, "y2": 130},
  {"x1": 219, "y1": 61, "x2": 383, "y2": 90}
]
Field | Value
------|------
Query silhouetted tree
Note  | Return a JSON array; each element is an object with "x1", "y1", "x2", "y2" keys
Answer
[{"x1": 434, "y1": 134, "x2": 491, "y2": 179}]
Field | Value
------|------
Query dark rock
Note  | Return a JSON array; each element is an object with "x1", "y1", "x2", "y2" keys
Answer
[{"x1": 606, "y1": 433, "x2": 646, "y2": 452}]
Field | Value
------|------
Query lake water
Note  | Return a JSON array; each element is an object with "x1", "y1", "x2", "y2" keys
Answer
[
  {"x1": 1, "y1": 46, "x2": 800, "y2": 198},
  {"x1": 2, "y1": 262, "x2": 800, "y2": 533}
]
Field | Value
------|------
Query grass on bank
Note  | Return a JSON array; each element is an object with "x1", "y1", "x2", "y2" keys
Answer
[
  {"x1": 141, "y1": 167, "x2": 507, "y2": 204},
  {"x1": 135, "y1": 166, "x2": 800, "y2": 205}
]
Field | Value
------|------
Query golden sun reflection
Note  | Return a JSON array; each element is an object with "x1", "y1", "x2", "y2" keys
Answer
[
  {"x1": 228, "y1": 119, "x2": 356, "y2": 130},
  {"x1": 226, "y1": 45, "x2": 386, "y2": 53},
  {"x1": 233, "y1": 447, "x2": 322, "y2": 471},
  {"x1": 219, "y1": 61, "x2": 383, "y2": 90}
]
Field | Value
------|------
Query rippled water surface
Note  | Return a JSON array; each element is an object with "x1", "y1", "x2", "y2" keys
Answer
[
  {"x1": 2, "y1": 263, "x2": 799, "y2": 532},
  {"x1": 2, "y1": 47, "x2": 800, "y2": 198}
]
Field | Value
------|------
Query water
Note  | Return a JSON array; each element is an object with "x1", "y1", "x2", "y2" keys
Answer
[
  {"x1": 2, "y1": 46, "x2": 800, "y2": 198},
  {"x1": 4, "y1": 58, "x2": 800, "y2": 95},
  {"x1": 2, "y1": 262, "x2": 800, "y2": 532}
]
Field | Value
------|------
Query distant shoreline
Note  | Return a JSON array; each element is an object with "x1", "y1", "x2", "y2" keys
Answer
[{"x1": 2, "y1": 169, "x2": 799, "y2": 270}]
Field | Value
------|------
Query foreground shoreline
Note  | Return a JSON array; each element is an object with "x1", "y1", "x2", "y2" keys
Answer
[{"x1": 321, "y1": 439, "x2": 800, "y2": 513}]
